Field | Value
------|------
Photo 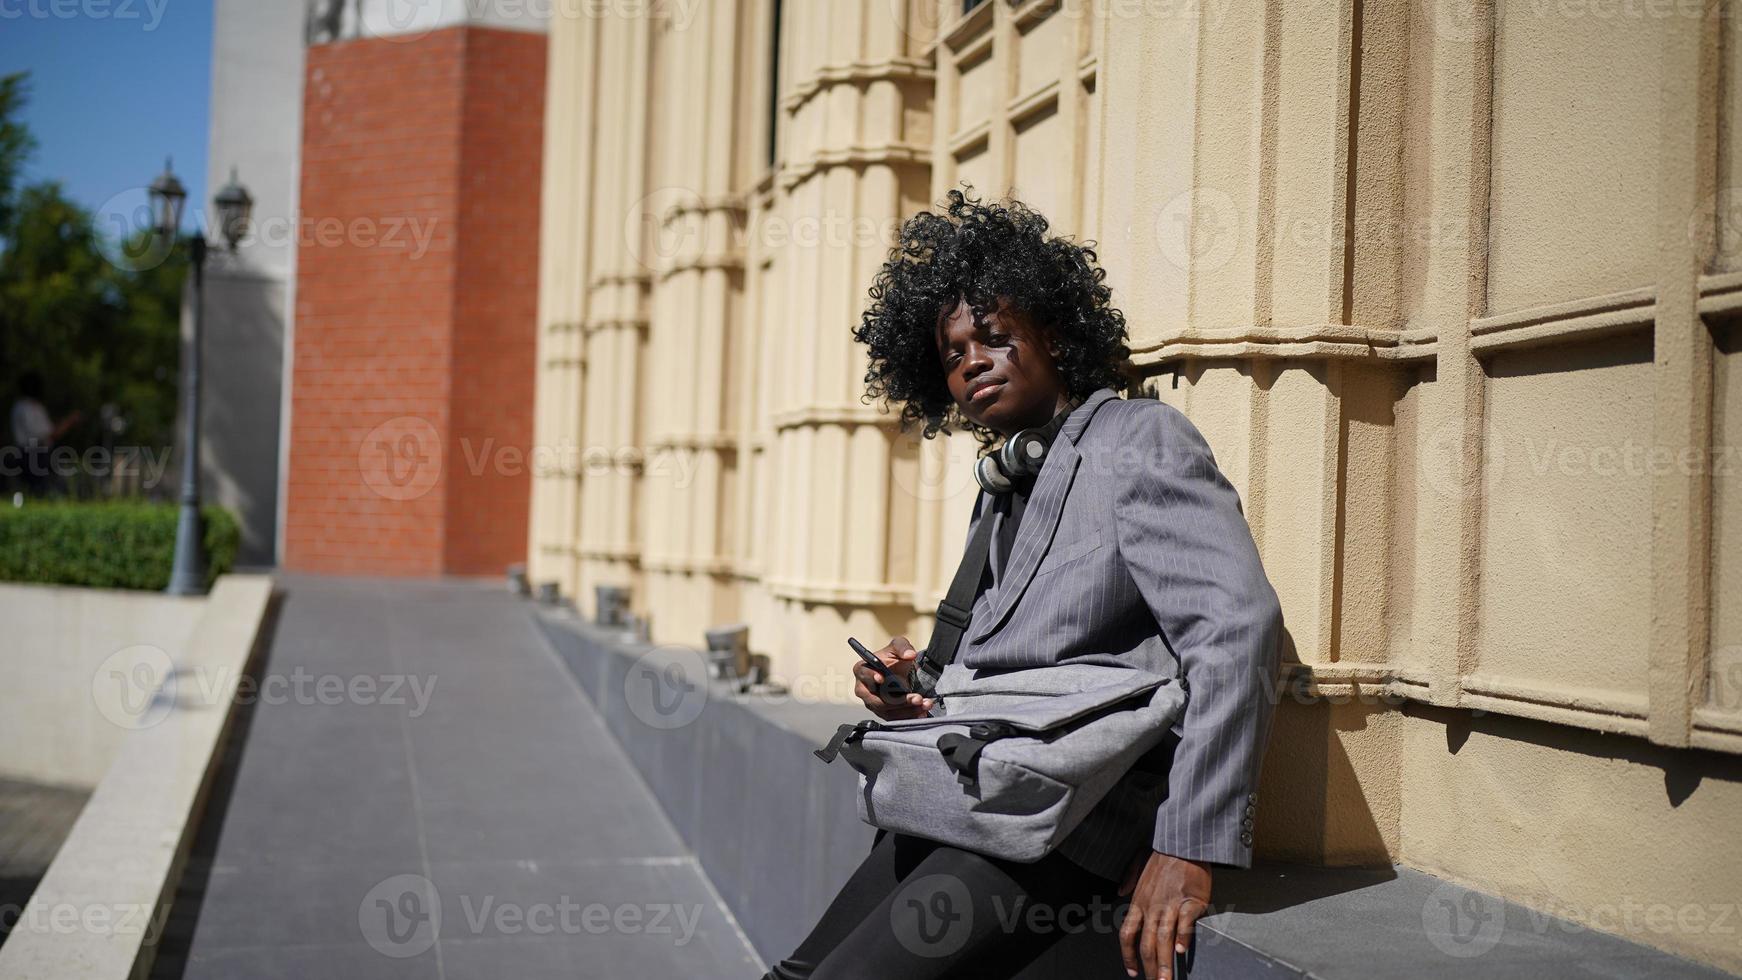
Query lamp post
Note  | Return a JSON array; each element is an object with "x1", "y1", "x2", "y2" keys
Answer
[{"x1": 153, "y1": 160, "x2": 253, "y2": 596}]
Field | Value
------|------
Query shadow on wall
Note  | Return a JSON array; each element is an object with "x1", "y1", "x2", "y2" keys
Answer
[
  {"x1": 170, "y1": 265, "x2": 284, "y2": 568},
  {"x1": 1254, "y1": 624, "x2": 1397, "y2": 870}
]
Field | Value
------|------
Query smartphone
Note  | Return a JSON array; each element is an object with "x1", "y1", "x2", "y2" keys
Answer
[{"x1": 848, "y1": 636, "x2": 912, "y2": 699}]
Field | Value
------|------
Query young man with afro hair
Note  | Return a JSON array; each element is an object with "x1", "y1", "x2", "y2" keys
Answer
[{"x1": 761, "y1": 189, "x2": 1283, "y2": 980}]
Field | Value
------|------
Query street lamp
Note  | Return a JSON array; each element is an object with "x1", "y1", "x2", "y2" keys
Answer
[{"x1": 151, "y1": 159, "x2": 252, "y2": 596}]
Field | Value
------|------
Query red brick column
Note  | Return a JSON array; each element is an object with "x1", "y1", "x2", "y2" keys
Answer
[{"x1": 285, "y1": 26, "x2": 545, "y2": 576}]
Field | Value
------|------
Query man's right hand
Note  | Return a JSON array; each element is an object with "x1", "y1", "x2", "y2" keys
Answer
[{"x1": 852, "y1": 635, "x2": 934, "y2": 720}]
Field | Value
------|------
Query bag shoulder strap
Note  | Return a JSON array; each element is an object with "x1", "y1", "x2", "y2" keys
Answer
[{"x1": 912, "y1": 493, "x2": 997, "y2": 694}]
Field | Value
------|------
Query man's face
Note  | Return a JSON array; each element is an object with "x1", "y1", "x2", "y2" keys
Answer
[{"x1": 934, "y1": 297, "x2": 1069, "y2": 435}]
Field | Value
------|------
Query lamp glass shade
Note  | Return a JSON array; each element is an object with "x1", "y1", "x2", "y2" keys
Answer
[
  {"x1": 147, "y1": 159, "x2": 187, "y2": 238},
  {"x1": 213, "y1": 167, "x2": 254, "y2": 250}
]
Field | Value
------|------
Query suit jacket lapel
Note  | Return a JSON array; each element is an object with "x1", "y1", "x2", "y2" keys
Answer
[{"x1": 967, "y1": 435, "x2": 1083, "y2": 645}]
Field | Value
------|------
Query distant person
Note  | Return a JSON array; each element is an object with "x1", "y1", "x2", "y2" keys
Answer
[{"x1": 9, "y1": 371, "x2": 81, "y2": 497}]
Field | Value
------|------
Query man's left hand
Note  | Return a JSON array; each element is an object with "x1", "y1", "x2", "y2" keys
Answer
[{"x1": 1116, "y1": 849, "x2": 1211, "y2": 979}]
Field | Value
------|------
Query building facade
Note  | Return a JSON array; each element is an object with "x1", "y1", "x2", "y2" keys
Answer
[
  {"x1": 527, "y1": 0, "x2": 1741, "y2": 970},
  {"x1": 282, "y1": 0, "x2": 548, "y2": 575},
  {"x1": 189, "y1": 0, "x2": 308, "y2": 567}
]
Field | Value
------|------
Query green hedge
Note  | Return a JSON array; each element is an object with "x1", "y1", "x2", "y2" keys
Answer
[{"x1": 0, "y1": 500, "x2": 239, "y2": 591}]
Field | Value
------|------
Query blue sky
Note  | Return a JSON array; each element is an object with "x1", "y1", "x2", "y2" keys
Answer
[{"x1": 0, "y1": 0, "x2": 212, "y2": 217}]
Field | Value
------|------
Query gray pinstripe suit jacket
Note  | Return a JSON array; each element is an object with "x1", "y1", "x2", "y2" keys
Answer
[{"x1": 934, "y1": 386, "x2": 1283, "y2": 882}]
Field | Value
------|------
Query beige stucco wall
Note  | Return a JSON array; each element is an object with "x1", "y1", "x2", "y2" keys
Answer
[
  {"x1": 528, "y1": 0, "x2": 1742, "y2": 970},
  {"x1": 0, "y1": 583, "x2": 206, "y2": 788}
]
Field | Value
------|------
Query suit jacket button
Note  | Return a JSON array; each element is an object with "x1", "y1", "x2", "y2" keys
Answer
[{"x1": 1239, "y1": 830, "x2": 1253, "y2": 846}]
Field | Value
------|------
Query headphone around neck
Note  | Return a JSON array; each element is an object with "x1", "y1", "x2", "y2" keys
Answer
[{"x1": 973, "y1": 397, "x2": 1083, "y2": 495}]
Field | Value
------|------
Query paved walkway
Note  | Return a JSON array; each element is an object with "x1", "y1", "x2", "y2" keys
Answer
[{"x1": 154, "y1": 572, "x2": 765, "y2": 979}]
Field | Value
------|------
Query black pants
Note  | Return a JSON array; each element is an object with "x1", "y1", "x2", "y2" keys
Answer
[{"x1": 761, "y1": 829, "x2": 1133, "y2": 980}]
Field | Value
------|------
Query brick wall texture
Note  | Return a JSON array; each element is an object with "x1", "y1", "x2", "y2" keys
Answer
[{"x1": 286, "y1": 25, "x2": 545, "y2": 576}]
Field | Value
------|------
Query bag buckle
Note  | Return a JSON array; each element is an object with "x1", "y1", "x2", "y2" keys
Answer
[
  {"x1": 936, "y1": 722, "x2": 1016, "y2": 790},
  {"x1": 933, "y1": 599, "x2": 971, "y2": 630},
  {"x1": 813, "y1": 720, "x2": 874, "y2": 764}
]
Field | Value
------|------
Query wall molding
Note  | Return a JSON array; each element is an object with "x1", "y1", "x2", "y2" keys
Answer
[
  {"x1": 1698, "y1": 271, "x2": 1742, "y2": 317},
  {"x1": 770, "y1": 404, "x2": 899, "y2": 431},
  {"x1": 777, "y1": 144, "x2": 932, "y2": 191},
  {"x1": 766, "y1": 576, "x2": 914, "y2": 607},
  {"x1": 1131, "y1": 323, "x2": 1438, "y2": 364},
  {"x1": 1470, "y1": 286, "x2": 1656, "y2": 355},
  {"x1": 781, "y1": 58, "x2": 934, "y2": 113}
]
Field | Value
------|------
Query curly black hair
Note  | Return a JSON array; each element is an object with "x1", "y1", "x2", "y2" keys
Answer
[{"x1": 853, "y1": 188, "x2": 1133, "y2": 450}]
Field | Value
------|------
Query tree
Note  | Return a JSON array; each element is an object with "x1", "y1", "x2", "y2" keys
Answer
[
  {"x1": 0, "y1": 71, "x2": 185, "y2": 493},
  {"x1": 0, "y1": 73, "x2": 35, "y2": 236}
]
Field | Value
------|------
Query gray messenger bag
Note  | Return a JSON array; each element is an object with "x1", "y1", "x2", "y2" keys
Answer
[{"x1": 813, "y1": 495, "x2": 1189, "y2": 862}]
